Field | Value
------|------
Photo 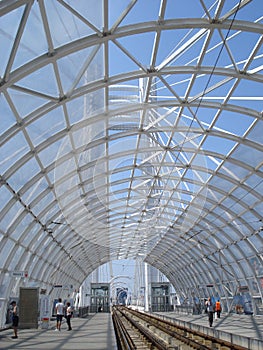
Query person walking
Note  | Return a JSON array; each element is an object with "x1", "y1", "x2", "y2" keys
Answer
[
  {"x1": 205, "y1": 297, "x2": 214, "y2": 327},
  {"x1": 65, "y1": 302, "x2": 73, "y2": 331},
  {"x1": 55, "y1": 298, "x2": 64, "y2": 331},
  {"x1": 10, "y1": 301, "x2": 19, "y2": 339},
  {"x1": 215, "y1": 299, "x2": 221, "y2": 319}
]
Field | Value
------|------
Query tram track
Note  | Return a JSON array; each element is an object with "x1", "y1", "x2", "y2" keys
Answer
[{"x1": 112, "y1": 305, "x2": 249, "y2": 350}]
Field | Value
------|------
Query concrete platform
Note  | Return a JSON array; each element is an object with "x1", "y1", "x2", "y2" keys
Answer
[
  {"x1": 0, "y1": 313, "x2": 118, "y2": 350},
  {"x1": 156, "y1": 311, "x2": 263, "y2": 350},
  {"x1": 1, "y1": 310, "x2": 262, "y2": 350}
]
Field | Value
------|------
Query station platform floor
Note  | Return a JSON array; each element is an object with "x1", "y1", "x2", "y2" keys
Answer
[
  {"x1": 157, "y1": 311, "x2": 263, "y2": 339},
  {"x1": 0, "y1": 313, "x2": 118, "y2": 350},
  {"x1": 155, "y1": 311, "x2": 263, "y2": 349},
  {"x1": 0, "y1": 311, "x2": 262, "y2": 350}
]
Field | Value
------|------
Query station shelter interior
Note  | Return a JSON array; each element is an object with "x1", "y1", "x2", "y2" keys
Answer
[{"x1": 0, "y1": 0, "x2": 263, "y2": 329}]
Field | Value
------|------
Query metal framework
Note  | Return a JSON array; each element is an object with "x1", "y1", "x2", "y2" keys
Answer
[{"x1": 0, "y1": 0, "x2": 263, "y2": 325}]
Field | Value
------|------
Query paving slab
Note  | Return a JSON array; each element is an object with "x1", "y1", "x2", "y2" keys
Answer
[
  {"x1": 156, "y1": 311, "x2": 263, "y2": 341},
  {"x1": 0, "y1": 313, "x2": 118, "y2": 350}
]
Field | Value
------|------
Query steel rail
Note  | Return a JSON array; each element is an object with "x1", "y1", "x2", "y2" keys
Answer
[{"x1": 113, "y1": 306, "x2": 249, "y2": 350}]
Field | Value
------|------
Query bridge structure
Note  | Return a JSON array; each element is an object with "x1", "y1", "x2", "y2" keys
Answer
[{"x1": 0, "y1": 0, "x2": 263, "y2": 347}]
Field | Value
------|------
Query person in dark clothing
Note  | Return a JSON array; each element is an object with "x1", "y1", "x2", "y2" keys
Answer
[
  {"x1": 205, "y1": 297, "x2": 214, "y2": 327},
  {"x1": 10, "y1": 301, "x2": 19, "y2": 339},
  {"x1": 65, "y1": 302, "x2": 73, "y2": 331}
]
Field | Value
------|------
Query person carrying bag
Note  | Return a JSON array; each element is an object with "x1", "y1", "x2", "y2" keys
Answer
[{"x1": 205, "y1": 297, "x2": 214, "y2": 327}]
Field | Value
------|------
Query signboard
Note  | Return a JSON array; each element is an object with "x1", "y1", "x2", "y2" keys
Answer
[
  {"x1": 12, "y1": 271, "x2": 28, "y2": 278},
  {"x1": 40, "y1": 295, "x2": 50, "y2": 329}
]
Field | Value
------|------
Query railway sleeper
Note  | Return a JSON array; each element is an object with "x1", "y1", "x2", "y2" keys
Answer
[
  {"x1": 134, "y1": 321, "x2": 179, "y2": 349},
  {"x1": 115, "y1": 307, "x2": 248, "y2": 350},
  {"x1": 125, "y1": 314, "x2": 211, "y2": 349},
  {"x1": 140, "y1": 323, "x2": 206, "y2": 350},
  {"x1": 146, "y1": 317, "x2": 246, "y2": 350}
]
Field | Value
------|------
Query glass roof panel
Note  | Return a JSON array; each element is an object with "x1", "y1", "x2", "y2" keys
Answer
[
  {"x1": 65, "y1": 0, "x2": 103, "y2": 29},
  {"x1": 25, "y1": 107, "x2": 66, "y2": 147},
  {"x1": 0, "y1": 94, "x2": 17, "y2": 133},
  {"x1": 21, "y1": 177, "x2": 48, "y2": 203},
  {"x1": 117, "y1": 0, "x2": 160, "y2": 25},
  {"x1": 44, "y1": 1, "x2": 97, "y2": 47},
  {"x1": 201, "y1": 135, "x2": 236, "y2": 155},
  {"x1": 38, "y1": 140, "x2": 61, "y2": 167},
  {"x1": 17, "y1": 63, "x2": 59, "y2": 97},
  {"x1": 0, "y1": 4, "x2": 24, "y2": 75},
  {"x1": 0, "y1": 131, "x2": 30, "y2": 174},
  {"x1": 12, "y1": 3, "x2": 47, "y2": 70},
  {"x1": 8, "y1": 88, "x2": 48, "y2": 118},
  {"x1": 32, "y1": 191, "x2": 55, "y2": 215},
  {"x1": 8, "y1": 157, "x2": 41, "y2": 191},
  {"x1": 1, "y1": 240, "x2": 16, "y2": 266},
  {"x1": 221, "y1": 248, "x2": 235, "y2": 262},
  {"x1": 213, "y1": 110, "x2": 253, "y2": 136},
  {"x1": 218, "y1": 161, "x2": 251, "y2": 181},
  {"x1": 247, "y1": 121, "x2": 263, "y2": 145},
  {"x1": 232, "y1": 187, "x2": 259, "y2": 207},
  {"x1": 231, "y1": 144, "x2": 262, "y2": 168},
  {"x1": 9, "y1": 213, "x2": 33, "y2": 241},
  {"x1": 0, "y1": 186, "x2": 12, "y2": 213},
  {"x1": 238, "y1": 239, "x2": 255, "y2": 255},
  {"x1": 208, "y1": 175, "x2": 236, "y2": 192}
]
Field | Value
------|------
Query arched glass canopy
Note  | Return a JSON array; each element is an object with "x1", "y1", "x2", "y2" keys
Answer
[{"x1": 0, "y1": 0, "x2": 263, "y2": 324}]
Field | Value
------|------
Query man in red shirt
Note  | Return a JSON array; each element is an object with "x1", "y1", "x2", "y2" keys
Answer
[{"x1": 215, "y1": 300, "x2": 221, "y2": 318}]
